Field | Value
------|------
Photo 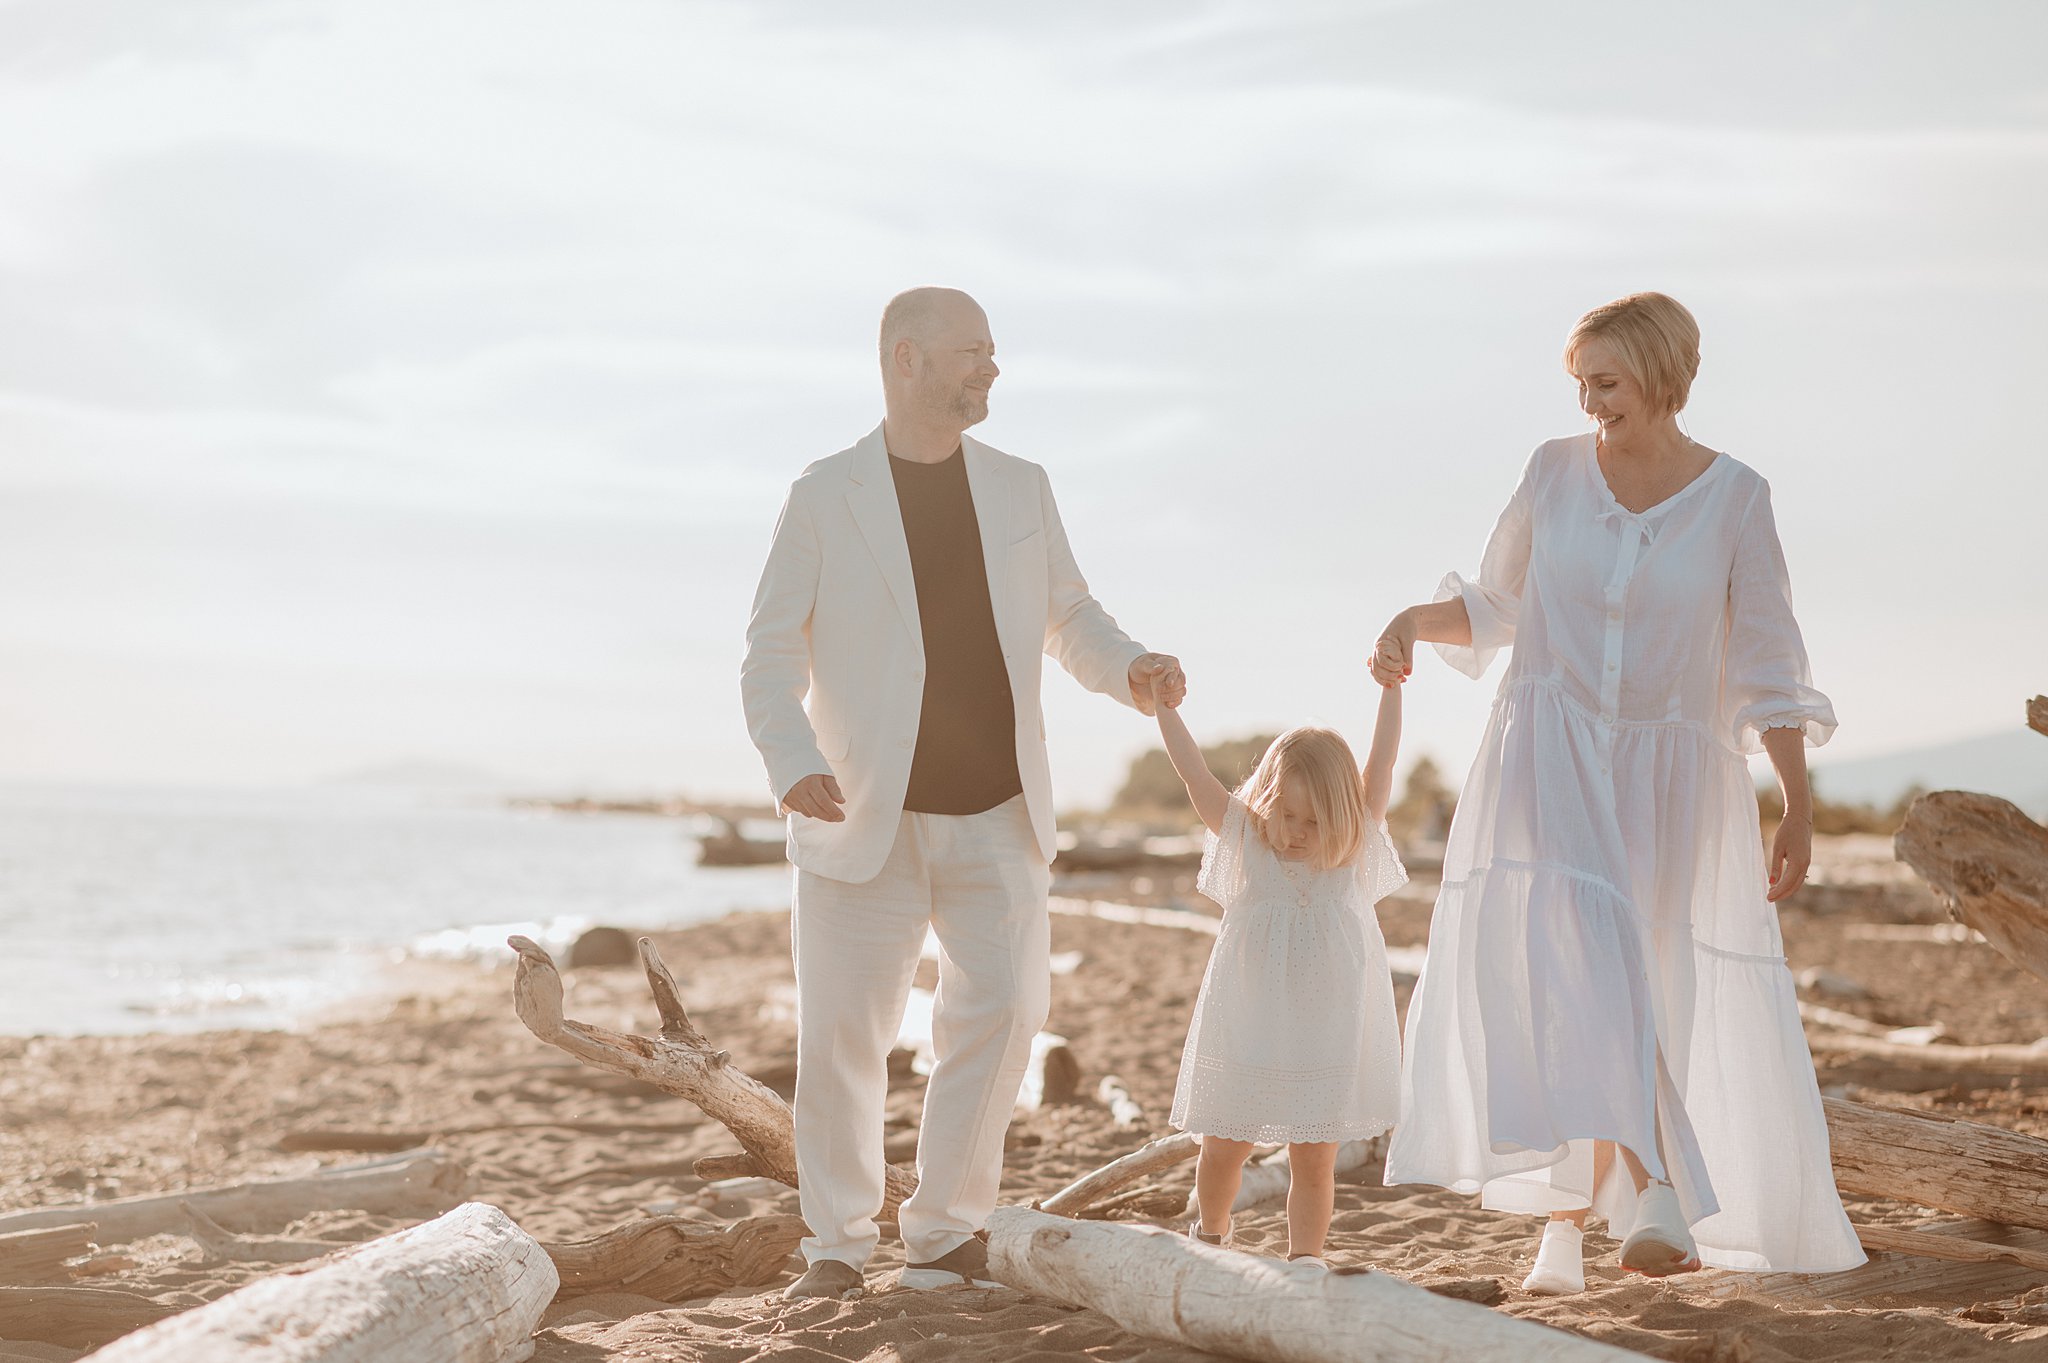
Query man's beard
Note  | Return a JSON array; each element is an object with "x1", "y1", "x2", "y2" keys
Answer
[{"x1": 914, "y1": 369, "x2": 989, "y2": 428}]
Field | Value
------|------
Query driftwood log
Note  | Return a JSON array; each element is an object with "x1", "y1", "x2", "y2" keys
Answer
[
  {"x1": 87, "y1": 1202, "x2": 555, "y2": 1363},
  {"x1": 1039, "y1": 1134, "x2": 1199, "y2": 1218},
  {"x1": 0, "y1": 1224, "x2": 94, "y2": 1284},
  {"x1": 2028, "y1": 694, "x2": 2046, "y2": 739},
  {"x1": 985, "y1": 1208, "x2": 1638, "y2": 1362},
  {"x1": 1853, "y1": 1221, "x2": 2048, "y2": 1274},
  {"x1": 0, "y1": 1150, "x2": 466, "y2": 1244},
  {"x1": 1895, "y1": 790, "x2": 2048, "y2": 984},
  {"x1": 0, "y1": 1285, "x2": 179, "y2": 1350},
  {"x1": 544, "y1": 1213, "x2": 805, "y2": 1301},
  {"x1": 1826, "y1": 1097, "x2": 2048, "y2": 1234},
  {"x1": 508, "y1": 935, "x2": 918, "y2": 1214},
  {"x1": 1808, "y1": 1031, "x2": 2048, "y2": 1092}
]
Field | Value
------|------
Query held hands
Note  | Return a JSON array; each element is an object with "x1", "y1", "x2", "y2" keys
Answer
[
  {"x1": 1370, "y1": 613, "x2": 1417, "y2": 687},
  {"x1": 1767, "y1": 812, "x2": 1811, "y2": 902},
  {"x1": 782, "y1": 772, "x2": 846, "y2": 822},
  {"x1": 1128, "y1": 652, "x2": 1187, "y2": 716}
]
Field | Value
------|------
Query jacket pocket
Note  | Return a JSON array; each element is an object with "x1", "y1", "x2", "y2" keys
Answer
[{"x1": 814, "y1": 730, "x2": 850, "y2": 761}]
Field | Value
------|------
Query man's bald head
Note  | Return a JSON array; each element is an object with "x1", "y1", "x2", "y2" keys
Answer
[
  {"x1": 878, "y1": 287, "x2": 985, "y2": 370},
  {"x1": 876, "y1": 287, "x2": 998, "y2": 436}
]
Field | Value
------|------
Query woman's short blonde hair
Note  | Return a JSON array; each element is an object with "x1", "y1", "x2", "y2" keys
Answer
[
  {"x1": 1236, "y1": 727, "x2": 1367, "y2": 872},
  {"x1": 1564, "y1": 292, "x2": 1701, "y2": 417}
]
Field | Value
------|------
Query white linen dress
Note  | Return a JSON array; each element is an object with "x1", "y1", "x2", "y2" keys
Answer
[
  {"x1": 1384, "y1": 433, "x2": 1865, "y2": 1273},
  {"x1": 1170, "y1": 796, "x2": 1408, "y2": 1144}
]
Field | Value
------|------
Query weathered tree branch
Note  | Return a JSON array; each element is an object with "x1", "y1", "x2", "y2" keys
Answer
[
  {"x1": 1038, "y1": 1134, "x2": 1199, "y2": 1218},
  {"x1": 508, "y1": 935, "x2": 918, "y2": 1216}
]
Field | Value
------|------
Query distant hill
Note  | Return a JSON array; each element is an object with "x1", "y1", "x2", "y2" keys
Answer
[{"x1": 1811, "y1": 728, "x2": 2048, "y2": 816}]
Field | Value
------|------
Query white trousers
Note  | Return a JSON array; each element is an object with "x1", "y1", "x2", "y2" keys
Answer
[{"x1": 791, "y1": 794, "x2": 1051, "y2": 1267}]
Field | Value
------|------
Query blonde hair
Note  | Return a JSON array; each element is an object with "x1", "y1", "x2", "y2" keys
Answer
[
  {"x1": 1236, "y1": 727, "x2": 1367, "y2": 872},
  {"x1": 1564, "y1": 292, "x2": 1701, "y2": 417}
]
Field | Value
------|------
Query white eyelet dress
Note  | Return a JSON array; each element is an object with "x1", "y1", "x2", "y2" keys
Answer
[
  {"x1": 1169, "y1": 796, "x2": 1408, "y2": 1145},
  {"x1": 1383, "y1": 433, "x2": 1865, "y2": 1273}
]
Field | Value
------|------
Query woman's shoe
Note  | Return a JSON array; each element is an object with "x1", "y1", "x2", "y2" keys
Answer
[
  {"x1": 1520, "y1": 1219, "x2": 1585, "y2": 1295},
  {"x1": 1620, "y1": 1182, "x2": 1701, "y2": 1276},
  {"x1": 1287, "y1": 1253, "x2": 1330, "y2": 1269}
]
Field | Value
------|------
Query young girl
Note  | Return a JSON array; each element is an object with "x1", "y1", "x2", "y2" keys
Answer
[{"x1": 1158, "y1": 682, "x2": 1408, "y2": 1267}]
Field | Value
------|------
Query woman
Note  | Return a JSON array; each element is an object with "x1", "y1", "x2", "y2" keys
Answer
[{"x1": 1374, "y1": 293, "x2": 1864, "y2": 1292}]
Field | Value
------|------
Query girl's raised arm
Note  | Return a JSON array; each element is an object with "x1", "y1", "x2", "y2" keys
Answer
[
  {"x1": 1361, "y1": 681, "x2": 1402, "y2": 823},
  {"x1": 1157, "y1": 703, "x2": 1230, "y2": 835}
]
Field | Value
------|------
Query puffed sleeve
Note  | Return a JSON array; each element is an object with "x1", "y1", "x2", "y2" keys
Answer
[
  {"x1": 1724, "y1": 480, "x2": 1836, "y2": 753},
  {"x1": 1196, "y1": 796, "x2": 1255, "y2": 911},
  {"x1": 1434, "y1": 446, "x2": 1539, "y2": 678},
  {"x1": 1354, "y1": 818, "x2": 1409, "y2": 908}
]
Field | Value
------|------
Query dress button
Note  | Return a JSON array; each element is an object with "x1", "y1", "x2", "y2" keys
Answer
[
  {"x1": 899, "y1": 738, "x2": 913, "y2": 749},
  {"x1": 1606, "y1": 662, "x2": 1617, "y2": 672}
]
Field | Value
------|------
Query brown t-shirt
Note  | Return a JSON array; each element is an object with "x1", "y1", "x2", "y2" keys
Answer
[{"x1": 889, "y1": 448, "x2": 1024, "y2": 815}]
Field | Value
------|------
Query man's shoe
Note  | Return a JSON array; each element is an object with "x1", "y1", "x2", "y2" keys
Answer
[
  {"x1": 899, "y1": 1230, "x2": 1000, "y2": 1289},
  {"x1": 782, "y1": 1258, "x2": 865, "y2": 1301}
]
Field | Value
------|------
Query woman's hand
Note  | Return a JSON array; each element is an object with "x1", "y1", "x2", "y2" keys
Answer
[
  {"x1": 1767, "y1": 812, "x2": 1811, "y2": 902},
  {"x1": 1370, "y1": 611, "x2": 1417, "y2": 686}
]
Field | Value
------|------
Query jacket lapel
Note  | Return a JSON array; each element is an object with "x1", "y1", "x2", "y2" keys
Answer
[
  {"x1": 844, "y1": 425, "x2": 922, "y2": 646},
  {"x1": 962, "y1": 435, "x2": 1011, "y2": 644}
]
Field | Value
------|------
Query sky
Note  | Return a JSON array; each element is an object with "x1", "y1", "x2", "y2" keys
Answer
[{"x1": 2, "y1": 0, "x2": 2044, "y2": 809}]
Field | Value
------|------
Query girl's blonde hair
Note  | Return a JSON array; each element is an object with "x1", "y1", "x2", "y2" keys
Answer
[
  {"x1": 1236, "y1": 727, "x2": 1368, "y2": 871},
  {"x1": 1564, "y1": 291, "x2": 1701, "y2": 417}
]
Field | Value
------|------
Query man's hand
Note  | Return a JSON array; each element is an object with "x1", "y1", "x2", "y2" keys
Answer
[
  {"x1": 782, "y1": 773, "x2": 847, "y2": 822},
  {"x1": 1128, "y1": 653, "x2": 1187, "y2": 716}
]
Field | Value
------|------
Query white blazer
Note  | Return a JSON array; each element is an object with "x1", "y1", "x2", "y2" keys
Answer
[{"x1": 742, "y1": 423, "x2": 1147, "y2": 884}]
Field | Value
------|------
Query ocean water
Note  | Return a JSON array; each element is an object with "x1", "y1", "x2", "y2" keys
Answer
[{"x1": 0, "y1": 783, "x2": 792, "y2": 1037}]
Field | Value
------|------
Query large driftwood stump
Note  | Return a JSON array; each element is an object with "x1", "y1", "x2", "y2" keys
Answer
[
  {"x1": 545, "y1": 1213, "x2": 805, "y2": 1301},
  {"x1": 1826, "y1": 1097, "x2": 2048, "y2": 1234},
  {"x1": 986, "y1": 1208, "x2": 1639, "y2": 1362},
  {"x1": 87, "y1": 1202, "x2": 555, "y2": 1363},
  {"x1": 1895, "y1": 790, "x2": 2048, "y2": 984},
  {"x1": 0, "y1": 1150, "x2": 466, "y2": 1243},
  {"x1": 508, "y1": 935, "x2": 918, "y2": 1215}
]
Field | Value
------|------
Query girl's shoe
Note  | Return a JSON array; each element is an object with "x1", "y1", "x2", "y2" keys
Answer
[
  {"x1": 1185, "y1": 1219, "x2": 1231, "y2": 1248},
  {"x1": 1287, "y1": 1253, "x2": 1330, "y2": 1269},
  {"x1": 1620, "y1": 1182, "x2": 1701, "y2": 1276},
  {"x1": 1520, "y1": 1219, "x2": 1585, "y2": 1295}
]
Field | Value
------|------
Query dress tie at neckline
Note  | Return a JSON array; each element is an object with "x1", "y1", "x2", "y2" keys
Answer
[{"x1": 1596, "y1": 505, "x2": 1661, "y2": 547}]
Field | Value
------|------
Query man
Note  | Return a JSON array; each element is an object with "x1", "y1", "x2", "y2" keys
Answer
[{"x1": 742, "y1": 287, "x2": 1183, "y2": 1299}]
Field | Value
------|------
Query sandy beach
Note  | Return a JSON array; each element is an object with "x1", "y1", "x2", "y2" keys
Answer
[{"x1": 4, "y1": 839, "x2": 2047, "y2": 1361}]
